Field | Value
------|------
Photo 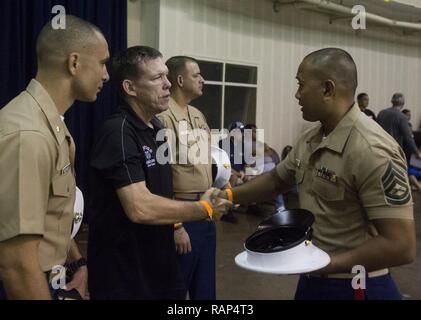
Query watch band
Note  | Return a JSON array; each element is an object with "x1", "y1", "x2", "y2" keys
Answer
[{"x1": 66, "y1": 257, "x2": 87, "y2": 275}]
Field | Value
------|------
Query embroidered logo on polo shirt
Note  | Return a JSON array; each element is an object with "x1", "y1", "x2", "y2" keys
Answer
[
  {"x1": 381, "y1": 161, "x2": 410, "y2": 205},
  {"x1": 143, "y1": 146, "x2": 156, "y2": 168}
]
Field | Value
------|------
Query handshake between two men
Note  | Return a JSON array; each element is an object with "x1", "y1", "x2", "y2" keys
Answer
[
  {"x1": 197, "y1": 169, "x2": 279, "y2": 222},
  {"x1": 197, "y1": 169, "x2": 283, "y2": 223},
  {"x1": 198, "y1": 187, "x2": 233, "y2": 222}
]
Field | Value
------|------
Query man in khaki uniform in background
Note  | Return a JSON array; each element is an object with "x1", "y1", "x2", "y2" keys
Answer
[
  {"x1": 158, "y1": 56, "x2": 224, "y2": 300},
  {"x1": 0, "y1": 15, "x2": 110, "y2": 299},
  {"x1": 217, "y1": 48, "x2": 416, "y2": 300}
]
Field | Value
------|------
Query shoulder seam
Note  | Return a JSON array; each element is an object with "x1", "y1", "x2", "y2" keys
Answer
[{"x1": 120, "y1": 116, "x2": 134, "y2": 185}]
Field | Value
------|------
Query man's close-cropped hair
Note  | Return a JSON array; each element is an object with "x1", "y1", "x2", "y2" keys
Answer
[{"x1": 112, "y1": 46, "x2": 163, "y2": 97}]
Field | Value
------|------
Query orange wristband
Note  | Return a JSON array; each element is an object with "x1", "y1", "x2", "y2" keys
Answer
[
  {"x1": 225, "y1": 188, "x2": 233, "y2": 202},
  {"x1": 200, "y1": 200, "x2": 213, "y2": 220}
]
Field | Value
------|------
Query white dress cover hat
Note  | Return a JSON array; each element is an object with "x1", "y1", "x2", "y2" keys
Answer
[
  {"x1": 211, "y1": 145, "x2": 232, "y2": 189},
  {"x1": 71, "y1": 187, "x2": 84, "y2": 239},
  {"x1": 235, "y1": 209, "x2": 330, "y2": 274}
]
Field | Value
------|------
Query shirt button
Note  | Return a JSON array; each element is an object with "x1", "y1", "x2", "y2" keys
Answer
[{"x1": 56, "y1": 126, "x2": 60, "y2": 133}]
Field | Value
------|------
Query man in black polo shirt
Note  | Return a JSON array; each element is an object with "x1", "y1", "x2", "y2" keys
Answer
[{"x1": 87, "y1": 46, "x2": 231, "y2": 300}]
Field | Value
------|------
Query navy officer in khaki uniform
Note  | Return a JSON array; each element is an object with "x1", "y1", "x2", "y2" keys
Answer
[
  {"x1": 0, "y1": 16, "x2": 110, "y2": 299},
  {"x1": 218, "y1": 48, "x2": 415, "y2": 300},
  {"x1": 158, "y1": 56, "x2": 224, "y2": 300}
]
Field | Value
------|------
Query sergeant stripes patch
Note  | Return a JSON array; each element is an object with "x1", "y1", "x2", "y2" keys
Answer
[{"x1": 381, "y1": 161, "x2": 411, "y2": 205}]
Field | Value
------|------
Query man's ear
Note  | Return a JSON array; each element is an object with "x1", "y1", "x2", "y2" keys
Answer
[
  {"x1": 68, "y1": 52, "x2": 80, "y2": 76},
  {"x1": 122, "y1": 80, "x2": 136, "y2": 97},
  {"x1": 177, "y1": 75, "x2": 184, "y2": 88},
  {"x1": 323, "y1": 80, "x2": 335, "y2": 98}
]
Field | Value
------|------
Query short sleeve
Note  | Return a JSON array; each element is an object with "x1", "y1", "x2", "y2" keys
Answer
[
  {"x1": 356, "y1": 146, "x2": 413, "y2": 220},
  {"x1": 90, "y1": 121, "x2": 145, "y2": 189},
  {"x1": 276, "y1": 144, "x2": 297, "y2": 187},
  {"x1": 0, "y1": 131, "x2": 52, "y2": 241}
]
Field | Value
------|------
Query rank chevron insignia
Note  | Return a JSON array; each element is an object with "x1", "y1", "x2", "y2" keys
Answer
[{"x1": 381, "y1": 161, "x2": 411, "y2": 205}]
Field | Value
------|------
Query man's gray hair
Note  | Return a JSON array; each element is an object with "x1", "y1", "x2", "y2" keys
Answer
[{"x1": 391, "y1": 93, "x2": 405, "y2": 106}]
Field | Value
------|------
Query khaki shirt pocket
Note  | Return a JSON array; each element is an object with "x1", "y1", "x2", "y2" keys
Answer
[
  {"x1": 177, "y1": 138, "x2": 195, "y2": 165},
  {"x1": 311, "y1": 177, "x2": 345, "y2": 202},
  {"x1": 179, "y1": 133, "x2": 209, "y2": 165},
  {"x1": 194, "y1": 116, "x2": 210, "y2": 133},
  {"x1": 52, "y1": 173, "x2": 72, "y2": 197},
  {"x1": 295, "y1": 167, "x2": 305, "y2": 185},
  {"x1": 193, "y1": 117, "x2": 211, "y2": 143}
]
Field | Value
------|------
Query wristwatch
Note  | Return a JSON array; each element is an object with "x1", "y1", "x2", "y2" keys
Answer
[{"x1": 66, "y1": 257, "x2": 87, "y2": 275}]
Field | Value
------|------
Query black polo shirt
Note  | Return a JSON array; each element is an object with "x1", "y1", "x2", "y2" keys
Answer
[{"x1": 87, "y1": 104, "x2": 184, "y2": 300}]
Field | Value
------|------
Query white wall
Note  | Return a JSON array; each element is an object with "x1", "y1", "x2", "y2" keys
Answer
[
  {"x1": 394, "y1": 0, "x2": 421, "y2": 8},
  {"x1": 132, "y1": 0, "x2": 421, "y2": 154},
  {"x1": 127, "y1": 0, "x2": 141, "y2": 47}
]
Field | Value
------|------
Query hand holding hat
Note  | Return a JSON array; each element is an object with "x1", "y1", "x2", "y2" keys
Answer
[{"x1": 235, "y1": 209, "x2": 331, "y2": 274}]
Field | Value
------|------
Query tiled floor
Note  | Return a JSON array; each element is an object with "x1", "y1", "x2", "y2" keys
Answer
[{"x1": 76, "y1": 193, "x2": 421, "y2": 300}]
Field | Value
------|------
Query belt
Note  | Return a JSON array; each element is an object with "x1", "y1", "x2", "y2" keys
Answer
[
  {"x1": 174, "y1": 192, "x2": 205, "y2": 201},
  {"x1": 306, "y1": 268, "x2": 389, "y2": 279}
]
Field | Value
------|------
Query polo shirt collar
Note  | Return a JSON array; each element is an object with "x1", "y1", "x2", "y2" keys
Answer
[
  {"x1": 119, "y1": 102, "x2": 164, "y2": 133},
  {"x1": 25, "y1": 79, "x2": 69, "y2": 145},
  {"x1": 307, "y1": 103, "x2": 360, "y2": 154}
]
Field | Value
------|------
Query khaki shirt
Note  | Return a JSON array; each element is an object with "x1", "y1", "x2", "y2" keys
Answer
[
  {"x1": 157, "y1": 97, "x2": 212, "y2": 193},
  {"x1": 0, "y1": 79, "x2": 76, "y2": 271},
  {"x1": 276, "y1": 104, "x2": 413, "y2": 255}
]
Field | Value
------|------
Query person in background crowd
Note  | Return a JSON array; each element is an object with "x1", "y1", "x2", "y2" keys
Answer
[{"x1": 357, "y1": 93, "x2": 376, "y2": 121}]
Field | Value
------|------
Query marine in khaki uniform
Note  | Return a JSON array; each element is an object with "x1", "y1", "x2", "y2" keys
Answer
[
  {"x1": 277, "y1": 103, "x2": 413, "y2": 256},
  {"x1": 218, "y1": 48, "x2": 415, "y2": 300},
  {"x1": 158, "y1": 97, "x2": 212, "y2": 194},
  {"x1": 157, "y1": 56, "x2": 224, "y2": 300},
  {"x1": 0, "y1": 16, "x2": 110, "y2": 300}
]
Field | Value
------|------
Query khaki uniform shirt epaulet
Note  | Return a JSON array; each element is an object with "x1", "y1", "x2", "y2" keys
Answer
[
  {"x1": 0, "y1": 79, "x2": 75, "y2": 271},
  {"x1": 157, "y1": 97, "x2": 212, "y2": 193},
  {"x1": 276, "y1": 104, "x2": 413, "y2": 255}
]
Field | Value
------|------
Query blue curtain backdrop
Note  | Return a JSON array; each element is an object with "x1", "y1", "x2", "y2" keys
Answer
[{"x1": 0, "y1": 0, "x2": 127, "y2": 213}]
